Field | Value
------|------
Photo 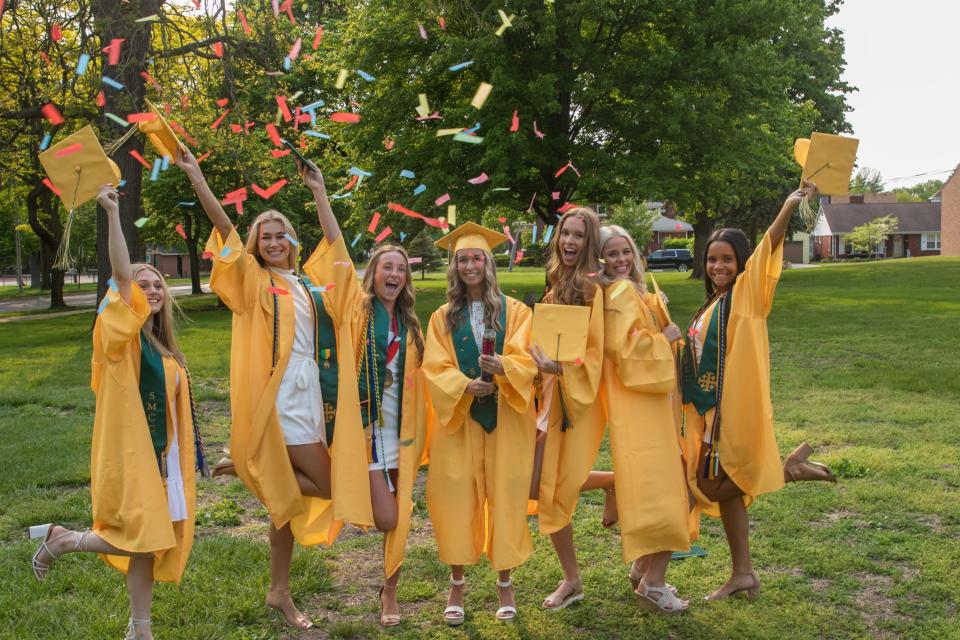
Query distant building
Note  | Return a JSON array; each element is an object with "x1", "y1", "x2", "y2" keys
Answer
[
  {"x1": 647, "y1": 201, "x2": 693, "y2": 252},
  {"x1": 145, "y1": 244, "x2": 211, "y2": 278},
  {"x1": 940, "y1": 166, "x2": 960, "y2": 256}
]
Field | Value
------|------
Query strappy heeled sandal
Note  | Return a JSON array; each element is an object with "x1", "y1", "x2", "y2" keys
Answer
[
  {"x1": 705, "y1": 571, "x2": 761, "y2": 601},
  {"x1": 124, "y1": 618, "x2": 151, "y2": 640},
  {"x1": 635, "y1": 582, "x2": 689, "y2": 615},
  {"x1": 379, "y1": 584, "x2": 401, "y2": 627},
  {"x1": 443, "y1": 576, "x2": 465, "y2": 627},
  {"x1": 628, "y1": 565, "x2": 678, "y2": 595},
  {"x1": 495, "y1": 579, "x2": 517, "y2": 622},
  {"x1": 30, "y1": 525, "x2": 87, "y2": 582},
  {"x1": 541, "y1": 578, "x2": 584, "y2": 611}
]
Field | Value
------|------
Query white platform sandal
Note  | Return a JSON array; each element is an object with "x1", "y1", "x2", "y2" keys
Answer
[
  {"x1": 443, "y1": 575, "x2": 466, "y2": 627},
  {"x1": 124, "y1": 617, "x2": 151, "y2": 639},
  {"x1": 495, "y1": 579, "x2": 517, "y2": 622},
  {"x1": 635, "y1": 582, "x2": 689, "y2": 615}
]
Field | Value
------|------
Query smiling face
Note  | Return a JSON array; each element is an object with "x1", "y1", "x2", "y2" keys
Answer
[
  {"x1": 602, "y1": 235, "x2": 634, "y2": 279},
  {"x1": 135, "y1": 268, "x2": 165, "y2": 315},
  {"x1": 373, "y1": 250, "x2": 408, "y2": 304},
  {"x1": 706, "y1": 240, "x2": 739, "y2": 292},
  {"x1": 558, "y1": 215, "x2": 587, "y2": 266},
  {"x1": 257, "y1": 220, "x2": 292, "y2": 269},
  {"x1": 455, "y1": 249, "x2": 486, "y2": 291}
]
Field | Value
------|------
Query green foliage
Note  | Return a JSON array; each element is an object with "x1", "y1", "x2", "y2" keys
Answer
[
  {"x1": 195, "y1": 497, "x2": 244, "y2": 527},
  {"x1": 406, "y1": 230, "x2": 443, "y2": 277},
  {"x1": 663, "y1": 237, "x2": 695, "y2": 251},
  {"x1": 849, "y1": 167, "x2": 886, "y2": 194},
  {"x1": 847, "y1": 215, "x2": 898, "y2": 253},
  {"x1": 608, "y1": 200, "x2": 656, "y2": 249},
  {"x1": 832, "y1": 457, "x2": 871, "y2": 479},
  {"x1": 894, "y1": 179, "x2": 944, "y2": 202}
]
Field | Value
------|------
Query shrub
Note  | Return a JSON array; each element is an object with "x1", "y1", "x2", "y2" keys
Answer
[{"x1": 662, "y1": 237, "x2": 694, "y2": 250}]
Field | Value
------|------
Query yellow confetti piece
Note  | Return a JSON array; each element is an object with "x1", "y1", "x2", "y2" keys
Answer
[
  {"x1": 436, "y1": 128, "x2": 465, "y2": 137},
  {"x1": 447, "y1": 204, "x2": 457, "y2": 226},
  {"x1": 470, "y1": 82, "x2": 493, "y2": 109},
  {"x1": 610, "y1": 280, "x2": 629, "y2": 299},
  {"x1": 335, "y1": 68, "x2": 348, "y2": 89},
  {"x1": 495, "y1": 10, "x2": 515, "y2": 36},
  {"x1": 415, "y1": 93, "x2": 430, "y2": 118}
]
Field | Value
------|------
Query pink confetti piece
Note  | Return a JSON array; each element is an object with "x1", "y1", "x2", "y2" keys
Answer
[
  {"x1": 467, "y1": 172, "x2": 489, "y2": 185},
  {"x1": 237, "y1": 10, "x2": 252, "y2": 35},
  {"x1": 51, "y1": 24, "x2": 62, "y2": 42},
  {"x1": 334, "y1": 261, "x2": 351, "y2": 266},
  {"x1": 552, "y1": 191, "x2": 560, "y2": 200},
  {"x1": 367, "y1": 211, "x2": 381, "y2": 233},
  {"x1": 129, "y1": 149, "x2": 151, "y2": 169},
  {"x1": 126, "y1": 112, "x2": 157, "y2": 123},
  {"x1": 375, "y1": 226, "x2": 392, "y2": 243},
  {"x1": 251, "y1": 179, "x2": 288, "y2": 199},
  {"x1": 408, "y1": 256, "x2": 423, "y2": 264},
  {"x1": 42, "y1": 178, "x2": 61, "y2": 196},
  {"x1": 287, "y1": 37, "x2": 302, "y2": 61},
  {"x1": 202, "y1": 250, "x2": 213, "y2": 260},
  {"x1": 175, "y1": 224, "x2": 187, "y2": 239},
  {"x1": 105, "y1": 38, "x2": 124, "y2": 65},
  {"x1": 267, "y1": 286, "x2": 289, "y2": 295},
  {"x1": 498, "y1": 216, "x2": 507, "y2": 223},
  {"x1": 54, "y1": 143, "x2": 83, "y2": 158},
  {"x1": 312, "y1": 25, "x2": 324, "y2": 49},
  {"x1": 330, "y1": 112, "x2": 361, "y2": 123},
  {"x1": 384, "y1": 137, "x2": 395, "y2": 150},
  {"x1": 533, "y1": 120, "x2": 544, "y2": 139},
  {"x1": 169, "y1": 121, "x2": 199, "y2": 146},
  {"x1": 510, "y1": 110, "x2": 519, "y2": 132},
  {"x1": 140, "y1": 71, "x2": 161, "y2": 92},
  {"x1": 41, "y1": 103, "x2": 64, "y2": 125},
  {"x1": 417, "y1": 22, "x2": 428, "y2": 40},
  {"x1": 387, "y1": 202, "x2": 446, "y2": 229},
  {"x1": 527, "y1": 192, "x2": 537, "y2": 212},
  {"x1": 438, "y1": 16, "x2": 446, "y2": 29},
  {"x1": 515, "y1": 250, "x2": 525, "y2": 264},
  {"x1": 434, "y1": 193, "x2": 450, "y2": 206},
  {"x1": 96, "y1": 91, "x2": 106, "y2": 107},
  {"x1": 39, "y1": 51, "x2": 51, "y2": 67},
  {"x1": 574, "y1": 357, "x2": 583, "y2": 366}
]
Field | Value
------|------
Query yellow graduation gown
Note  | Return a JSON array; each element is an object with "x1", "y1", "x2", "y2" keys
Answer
[
  {"x1": 303, "y1": 235, "x2": 433, "y2": 577},
  {"x1": 423, "y1": 298, "x2": 537, "y2": 571},
  {"x1": 205, "y1": 228, "x2": 368, "y2": 545},
  {"x1": 535, "y1": 292, "x2": 606, "y2": 534},
  {"x1": 90, "y1": 284, "x2": 196, "y2": 583},
  {"x1": 682, "y1": 230, "x2": 786, "y2": 517},
  {"x1": 602, "y1": 283, "x2": 689, "y2": 562}
]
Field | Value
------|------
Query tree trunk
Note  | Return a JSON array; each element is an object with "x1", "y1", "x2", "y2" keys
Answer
[
  {"x1": 183, "y1": 212, "x2": 202, "y2": 295},
  {"x1": 26, "y1": 184, "x2": 67, "y2": 307},
  {"x1": 691, "y1": 210, "x2": 714, "y2": 281}
]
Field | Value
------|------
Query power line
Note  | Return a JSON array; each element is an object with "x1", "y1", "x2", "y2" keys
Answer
[{"x1": 883, "y1": 168, "x2": 956, "y2": 184}]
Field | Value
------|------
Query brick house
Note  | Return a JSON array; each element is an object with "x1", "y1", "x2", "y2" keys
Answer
[
  {"x1": 940, "y1": 166, "x2": 960, "y2": 256},
  {"x1": 146, "y1": 244, "x2": 211, "y2": 278},
  {"x1": 647, "y1": 201, "x2": 693, "y2": 252},
  {"x1": 811, "y1": 192, "x2": 942, "y2": 260}
]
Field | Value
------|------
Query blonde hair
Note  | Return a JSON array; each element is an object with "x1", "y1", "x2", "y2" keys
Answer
[
  {"x1": 443, "y1": 249, "x2": 504, "y2": 335},
  {"x1": 131, "y1": 263, "x2": 186, "y2": 366},
  {"x1": 244, "y1": 210, "x2": 299, "y2": 271},
  {"x1": 599, "y1": 224, "x2": 648, "y2": 293},
  {"x1": 361, "y1": 244, "x2": 424, "y2": 365},
  {"x1": 545, "y1": 207, "x2": 601, "y2": 306}
]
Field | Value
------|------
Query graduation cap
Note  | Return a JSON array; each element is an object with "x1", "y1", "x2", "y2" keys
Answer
[
  {"x1": 793, "y1": 132, "x2": 859, "y2": 195},
  {"x1": 138, "y1": 98, "x2": 180, "y2": 159},
  {"x1": 434, "y1": 221, "x2": 508, "y2": 255},
  {"x1": 531, "y1": 303, "x2": 590, "y2": 362}
]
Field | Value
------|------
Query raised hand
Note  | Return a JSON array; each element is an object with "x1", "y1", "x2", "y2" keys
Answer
[
  {"x1": 96, "y1": 184, "x2": 119, "y2": 214},
  {"x1": 297, "y1": 160, "x2": 326, "y2": 194}
]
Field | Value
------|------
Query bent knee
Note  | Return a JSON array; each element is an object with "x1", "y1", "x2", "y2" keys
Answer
[{"x1": 373, "y1": 513, "x2": 398, "y2": 532}]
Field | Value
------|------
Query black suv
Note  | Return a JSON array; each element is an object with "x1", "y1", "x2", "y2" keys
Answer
[{"x1": 646, "y1": 248, "x2": 693, "y2": 272}]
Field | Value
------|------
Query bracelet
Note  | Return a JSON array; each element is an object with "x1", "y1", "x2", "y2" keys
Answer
[{"x1": 190, "y1": 181, "x2": 203, "y2": 189}]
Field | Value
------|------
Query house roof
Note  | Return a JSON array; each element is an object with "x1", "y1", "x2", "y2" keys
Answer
[
  {"x1": 651, "y1": 215, "x2": 693, "y2": 232},
  {"x1": 820, "y1": 202, "x2": 940, "y2": 234}
]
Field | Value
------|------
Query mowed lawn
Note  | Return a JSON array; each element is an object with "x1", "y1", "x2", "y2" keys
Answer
[{"x1": 0, "y1": 259, "x2": 958, "y2": 640}]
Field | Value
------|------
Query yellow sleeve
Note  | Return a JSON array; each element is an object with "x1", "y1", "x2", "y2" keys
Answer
[
  {"x1": 495, "y1": 299, "x2": 537, "y2": 414},
  {"x1": 605, "y1": 286, "x2": 675, "y2": 394},
  {"x1": 302, "y1": 234, "x2": 364, "y2": 327},
  {"x1": 643, "y1": 291, "x2": 672, "y2": 329},
  {"x1": 422, "y1": 308, "x2": 473, "y2": 432},
  {"x1": 737, "y1": 230, "x2": 784, "y2": 317},
  {"x1": 95, "y1": 283, "x2": 151, "y2": 363},
  {"x1": 204, "y1": 226, "x2": 262, "y2": 314},
  {"x1": 562, "y1": 292, "x2": 605, "y2": 406}
]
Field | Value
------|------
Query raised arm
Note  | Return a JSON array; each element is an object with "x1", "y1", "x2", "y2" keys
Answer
[
  {"x1": 299, "y1": 162, "x2": 340, "y2": 244},
  {"x1": 96, "y1": 184, "x2": 132, "y2": 304},
  {"x1": 174, "y1": 144, "x2": 233, "y2": 240},
  {"x1": 768, "y1": 179, "x2": 818, "y2": 247}
]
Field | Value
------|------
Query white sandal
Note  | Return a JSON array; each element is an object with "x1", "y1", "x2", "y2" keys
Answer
[
  {"x1": 635, "y1": 582, "x2": 689, "y2": 615},
  {"x1": 30, "y1": 524, "x2": 85, "y2": 582},
  {"x1": 495, "y1": 579, "x2": 517, "y2": 622},
  {"x1": 628, "y1": 565, "x2": 678, "y2": 595},
  {"x1": 124, "y1": 617, "x2": 151, "y2": 640},
  {"x1": 541, "y1": 578, "x2": 584, "y2": 611},
  {"x1": 443, "y1": 576, "x2": 465, "y2": 627}
]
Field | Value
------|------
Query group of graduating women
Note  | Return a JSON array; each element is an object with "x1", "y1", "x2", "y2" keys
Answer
[{"x1": 29, "y1": 148, "x2": 836, "y2": 638}]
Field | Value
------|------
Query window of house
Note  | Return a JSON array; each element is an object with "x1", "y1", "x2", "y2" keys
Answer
[{"x1": 921, "y1": 233, "x2": 941, "y2": 250}]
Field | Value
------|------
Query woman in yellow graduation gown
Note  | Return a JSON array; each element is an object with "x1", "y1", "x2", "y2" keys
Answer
[
  {"x1": 299, "y1": 165, "x2": 433, "y2": 627},
  {"x1": 423, "y1": 223, "x2": 538, "y2": 625},
  {"x1": 176, "y1": 149, "x2": 370, "y2": 629},
  {"x1": 599, "y1": 224, "x2": 690, "y2": 614},
  {"x1": 31, "y1": 185, "x2": 202, "y2": 640},
  {"x1": 681, "y1": 180, "x2": 833, "y2": 601},
  {"x1": 527, "y1": 207, "x2": 609, "y2": 610}
]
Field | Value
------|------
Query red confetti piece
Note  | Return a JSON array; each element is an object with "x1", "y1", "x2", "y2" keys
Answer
[
  {"x1": 169, "y1": 121, "x2": 198, "y2": 146},
  {"x1": 438, "y1": 16, "x2": 446, "y2": 30},
  {"x1": 387, "y1": 202, "x2": 445, "y2": 229},
  {"x1": 510, "y1": 110, "x2": 520, "y2": 133},
  {"x1": 251, "y1": 179, "x2": 288, "y2": 199},
  {"x1": 175, "y1": 224, "x2": 187, "y2": 239},
  {"x1": 196, "y1": 151, "x2": 212, "y2": 163},
  {"x1": 329, "y1": 112, "x2": 361, "y2": 123},
  {"x1": 129, "y1": 149, "x2": 151, "y2": 169},
  {"x1": 367, "y1": 211, "x2": 381, "y2": 233},
  {"x1": 96, "y1": 91, "x2": 106, "y2": 107},
  {"x1": 181, "y1": 95, "x2": 189, "y2": 108},
  {"x1": 557, "y1": 202, "x2": 575, "y2": 214},
  {"x1": 312, "y1": 25, "x2": 324, "y2": 49},
  {"x1": 222, "y1": 187, "x2": 248, "y2": 203},
  {"x1": 140, "y1": 71, "x2": 161, "y2": 92},
  {"x1": 202, "y1": 251, "x2": 213, "y2": 260},
  {"x1": 264, "y1": 123, "x2": 282, "y2": 147},
  {"x1": 574, "y1": 357, "x2": 583, "y2": 366},
  {"x1": 42, "y1": 178, "x2": 61, "y2": 196},
  {"x1": 39, "y1": 51, "x2": 51, "y2": 67},
  {"x1": 276, "y1": 95, "x2": 292, "y2": 122},
  {"x1": 210, "y1": 109, "x2": 231, "y2": 129},
  {"x1": 105, "y1": 38, "x2": 124, "y2": 65},
  {"x1": 280, "y1": 0, "x2": 295, "y2": 24},
  {"x1": 215, "y1": 97, "x2": 229, "y2": 107},
  {"x1": 51, "y1": 24, "x2": 62, "y2": 42},
  {"x1": 383, "y1": 137, "x2": 395, "y2": 150},
  {"x1": 271, "y1": 148, "x2": 291, "y2": 158},
  {"x1": 126, "y1": 112, "x2": 157, "y2": 123},
  {"x1": 41, "y1": 103, "x2": 64, "y2": 125},
  {"x1": 230, "y1": 124, "x2": 243, "y2": 134},
  {"x1": 515, "y1": 250, "x2": 525, "y2": 264},
  {"x1": 212, "y1": 42, "x2": 224, "y2": 57},
  {"x1": 498, "y1": 216, "x2": 507, "y2": 223},
  {"x1": 54, "y1": 143, "x2": 83, "y2": 158},
  {"x1": 375, "y1": 226, "x2": 392, "y2": 243},
  {"x1": 267, "y1": 286, "x2": 289, "y2": 295},
  {"x1": 237, "y1": 10, "x2": 251, "y2": 36},
  {"x1": 343, "y1": 174, "x2": 359, "y2": 191}
]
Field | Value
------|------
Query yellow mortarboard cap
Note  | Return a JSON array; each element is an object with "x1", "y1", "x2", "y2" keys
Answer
[
  {"x1": 433, "y1": 221, "x2": 508, "y2": 254},
  {"x1": 138, "y1": 98, "x2": 180, "y2": 159},
  {"x1": 530, "y1": 303, "x2": 591, "y2": 362},
  {"x1": 793, "y1": 132, "x2": 859, "y2": 195},
  {"x1": 39, "y1": 125, "x2": 122, "y2": 210}
]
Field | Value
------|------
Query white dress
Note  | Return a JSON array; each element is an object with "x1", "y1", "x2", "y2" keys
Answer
[
  {"x1": 166, "y1": 370, "x2": 188, "y2": 522},
  {"x1": 272, "y1": 268, "x2": 326, "y2": 446},
  {"x1": 368, "y1": 323, "x2": 401, "y2": 472}
]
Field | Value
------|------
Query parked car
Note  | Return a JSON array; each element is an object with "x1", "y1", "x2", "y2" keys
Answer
[{"x1": 646, "y1": 248, "x2": 693, "y2": 272}]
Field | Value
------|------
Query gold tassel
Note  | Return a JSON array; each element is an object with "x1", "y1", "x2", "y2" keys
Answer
[
  {"x1": 798, "y1": 194, "x2": 818, "y2": 233},
  {"x1": 53, "y1": 167, "x2": 83, "y2": 271}
]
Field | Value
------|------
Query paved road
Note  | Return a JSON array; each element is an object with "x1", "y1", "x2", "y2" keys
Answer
[{"x1": 0, "y1": 283, "x2": 212, "y2": 320}]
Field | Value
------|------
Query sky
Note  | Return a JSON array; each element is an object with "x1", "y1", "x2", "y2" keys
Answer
[{"x1": 827, "y1": 0, "x2": 960, "y2": 189}]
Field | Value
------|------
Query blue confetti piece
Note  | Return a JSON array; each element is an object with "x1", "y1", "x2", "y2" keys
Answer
[
  {"x1": 118, "y1": 179, "x2": 127, "y2": 187},
  {"x1": 161, "y1": 155, "x2": 170, "y2": 170},
  {"x1": 176, "y1": 201, "x2": 196, "y2": 207},
  {"x1": 220, "y1": 246, "x2": 231, "y2": 258},
  {"x1": 543, "y1": 225, "x2": 554, "y2": 245},
  {"x1": 331, "y1": 192, "x2": 352, "y2": 200},
  {"x1": 76, "y1": 53, "x2": 91, "y2": 76},
  {"x1": 463, "y1": 122, "x2": 482, "y2": 134},
  {"x1": 301, "y1": 99, "x2": 325, "y2": 112},
  {"x1": 448, "y1": 61, "x2": 474, "y2": 72},
  {"x1": 351, "y1": 233, "x2": 361, "y2": 247},
  {"x1": 413, "y1": 184, "x2": 427, "y2": 195},
  {"x1": 150, "y1": 158, "x2": 161, "y2": 181},
  {"x1": 39, "y1": 134, "x2": 51, "y2": 151},
  {"x1": 283, "y1": 57, "x2": 292, "y2": 71},
  {"x1": 355, "y1": 69, "x2": 375, "y2": 82},
  {"x1": 101, "y1": 76, "x2": 124, "y2": 90},
  {"x1": 304, "y1": 130, "x2": 331, "y2": 139},
  {"x1": 97, "y1": 295, "x2": 111, "y2": 315},
  {"x1": 105, "y1": 112, "x2": 130, "y2": 128},
  {"x1": 349, "y1": 167, "x2": 373, "y2": 177},
  {"x1": 532, "y1": 226, "x2": 538, "y2": 244},
  {"x1": 284, "y1": 232, "x2": 299, "y2": 247},
  {"x1": 107, "y1": 278, "x2": 118, "y2": 292},
  {"x1": 399, "y1": 231, "x2": 407, "y2": 242},
  {"x1": 399, "y1": 170, "x2": 415, "y2": 179},
  {"x1": 309, "y1": 111, "x2": 316, "y2": 126}
]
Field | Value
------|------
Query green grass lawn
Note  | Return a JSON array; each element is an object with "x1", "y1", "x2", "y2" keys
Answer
[{"x1": 1, "y1": 260, "x2": 958, "y2": 639}]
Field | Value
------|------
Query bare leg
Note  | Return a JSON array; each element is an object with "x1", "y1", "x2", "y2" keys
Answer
[
  {"x1": 265, "y1": 523, "x2": 312, "y2": 629},
  {"x1": 379, "y1": 565, "x2": 401, "y2": 625},
  {"x1": 580, "y1": 470, "x2": 617, "y2": 527},
  {"x1": 529, "y1": 430, "x2": 547, "y2": 499},
  {"x1": 126, "y1": 555, "x2": 155, "y2": 640},
  {"x1": 496, "y1": 568, "x2": 516, "y2": 619},
  {"x1": 542, "y1": 524, "x2": 584, "y2": 608},
  {"x1": 580, "y1": 471, "x2": 614, "y2": 491},
  {"x1": 287, "y1": 443, "x2": 332, "y2": 499},
  {"x1": 705, "y1": 498, "x2": 760, "y2": 600},
  {"x1": 373, "y1": 469, "x2": 401, "y2": 625},
  {"x1": 445, "y1": 564, "x2": 466, "y2": 621},
  {"x1": 641, "y1": 550, "x2": 673, "y2": 588}
]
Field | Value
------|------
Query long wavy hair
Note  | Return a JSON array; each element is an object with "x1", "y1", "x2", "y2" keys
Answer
[
  {"x1": 244, "y1": 209, "x2": 300, "y2": 271},
  {"x1": 361, "y1": 244, "x2": 424, "y2": 365},
  {"x1": 544, "y1": 207, "x2": 601, "y2": 306},
  {"x1": 599, "y1": 224, "x2": 648, "y2": 294},
  {"x1": 443, "y1": 249, "x2": 504, "y2": 335},
  {"x1": 132, "y1": 263, "x2": 186, "y2": 367},
  {"x1": 702, "y1": 228, "x2": 751, "y2": 298}
]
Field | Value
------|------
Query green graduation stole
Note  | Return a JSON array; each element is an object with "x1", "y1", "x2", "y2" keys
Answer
[
  {"x1": 139, "y1": 332, "x2": 168, "y2": 469},
  {"x1": 300, "y1": 275, "x2": 339, "y2": 445},
  {"x1": 681, "y1": 289, "x2": 732, "y2": 416},
  {"x1": 357, "y1": 298, "x2": 407, "y2": 430},
  {"x1": 453, "y1": 295, "x2": 507, "y2": 433}
]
